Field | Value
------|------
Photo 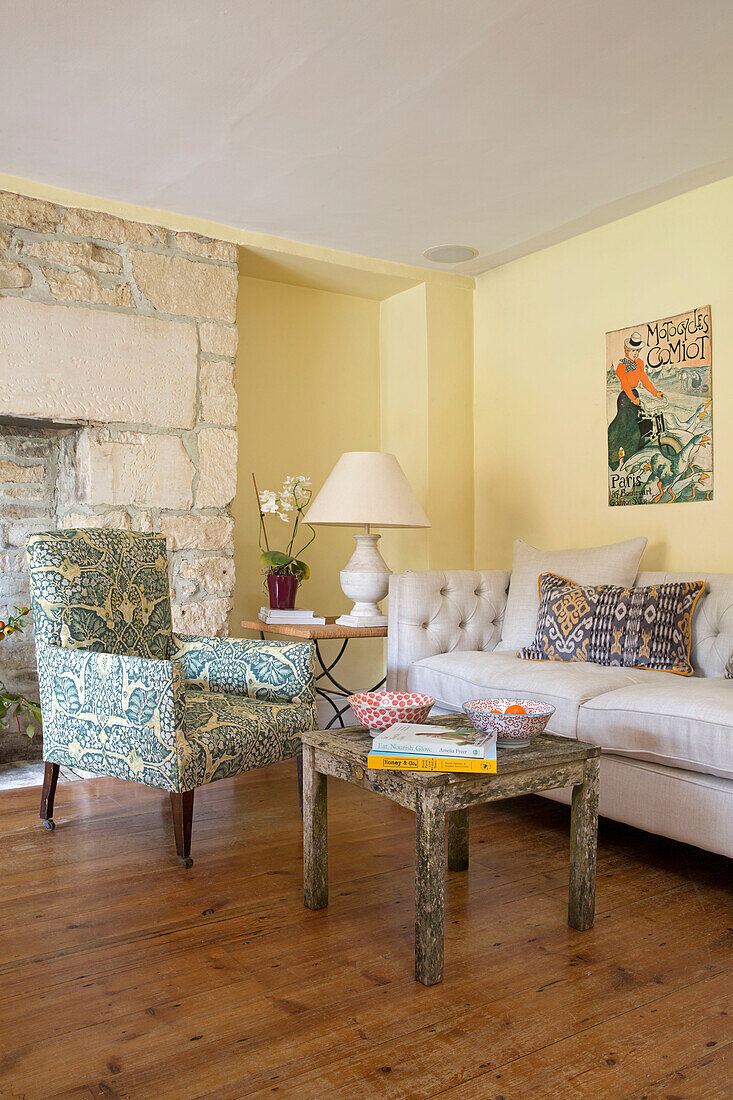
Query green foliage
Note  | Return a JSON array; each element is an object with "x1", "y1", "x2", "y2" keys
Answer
[
  {"x1": 0, "y1": 691, "x2": 42, "y2": 738},
  {"x1": 0, "y1": 606, "x2": 42, "y2": 739},
  {"x1": 259, "y1": 551, "x2": 310, "y2": 581},
  {"x1": 293, "y1": 559, "x2": 310, "y2": 581},
  {"x1": 260, "y1": 550, "x2": 292, "y2": 569}
]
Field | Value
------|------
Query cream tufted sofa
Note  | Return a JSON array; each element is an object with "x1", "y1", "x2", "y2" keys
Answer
[{"x1": 387, "y1": 569, "x2": 733, "y2": 858}]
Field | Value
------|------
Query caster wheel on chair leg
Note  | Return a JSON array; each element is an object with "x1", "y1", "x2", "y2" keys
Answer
[
  {"x1": 43, "y1": 819, "x2": 55, "y2": 831},
  {"x1": 180, "y1": 856, "x2": 194, "y2": 868}
]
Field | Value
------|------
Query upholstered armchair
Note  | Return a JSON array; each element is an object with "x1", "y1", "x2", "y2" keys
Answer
[{"x1": 26, "y1": 528, "x2": 317, "y2": 865}]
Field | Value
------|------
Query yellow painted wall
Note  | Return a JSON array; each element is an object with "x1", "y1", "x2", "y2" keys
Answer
[
  {"x1": 232, "y1": 274, "x2": 384, "y2": 683},
  {"x1": 379, "y1": 285, "x2": 430, "y2": 575},
  {"x1": 378, "y1": 281, "x2": 474, "y2": 577},
  {"x1": 474, "y1": 176, "x2": 733, "y2": 572},
  {"x1": 425, "y1": 282, "x2": 474, "y2": 570},
  {"x1": 234, "y1": 273, "x2": 475, "y2": 687}
]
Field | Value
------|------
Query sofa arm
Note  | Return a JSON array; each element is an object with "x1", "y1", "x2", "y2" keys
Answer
[
  {"x1": 36, "y1": 643, "x2": 186, "y2": 791},
  {"x1": 387, "y1": 570, "x2": 510, "y2": 691},
  {"x1": 170, "y1": 634, "x2": 316, "y2": 705}
]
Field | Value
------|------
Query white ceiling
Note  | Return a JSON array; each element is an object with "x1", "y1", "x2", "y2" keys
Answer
[{"x1": 2, "y1": 0, "x2": 733, "y2": 275}]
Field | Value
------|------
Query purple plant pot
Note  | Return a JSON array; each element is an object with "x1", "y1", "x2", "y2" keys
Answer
[{"x1": 267, "y1": 574, "x2": 298, "y2": 610}]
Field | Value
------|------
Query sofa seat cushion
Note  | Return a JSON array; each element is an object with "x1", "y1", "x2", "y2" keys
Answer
[
  {"x1": 406, "y1": 651, "x2": 676, "y2": 737},
  {"x1": 577, "y1": 680, "x2": 733, "y2": 780}
]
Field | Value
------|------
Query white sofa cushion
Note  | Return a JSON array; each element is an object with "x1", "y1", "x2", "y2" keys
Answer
[
  {"x1": 577, "y1": 679, "x2": 733, "y2": 780},
  {"x1": 498, "y1": 537, "x2": 648, "y2": 651},
  {"x1": 406, "y1": 650, "x2": 674, "y2": 737}
]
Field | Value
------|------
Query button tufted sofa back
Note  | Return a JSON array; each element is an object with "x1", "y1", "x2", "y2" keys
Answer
[
  {"x1": 387, "y1": 570, "x2": 510, "y2": 690},
  {"x1": 387, "y1": 568, "x2": 733, "y2": 688},
  {"x1": 637, "y1": 572, "x2": 733, "y2": 678}
]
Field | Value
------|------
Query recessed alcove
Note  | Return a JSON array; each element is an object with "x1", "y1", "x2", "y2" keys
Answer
[{"x1": 233, "y1": 244, "x2": 475, "y2": 688}]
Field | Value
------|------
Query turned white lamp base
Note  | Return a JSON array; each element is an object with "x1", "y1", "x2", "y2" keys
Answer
[{"x1": 335, "y1": 530, "x2": 390, "y2": 627}]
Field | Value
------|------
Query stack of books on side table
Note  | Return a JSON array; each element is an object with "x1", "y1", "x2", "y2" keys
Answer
[
  {"x1": 259, "y1": 608, "x2": 326, "y2": 625},
  {"x1": 368, "y1": 723, "x2": 497, "y2": 773}
]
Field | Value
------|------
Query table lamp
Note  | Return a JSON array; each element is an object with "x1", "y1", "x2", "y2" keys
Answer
[{"x1": 307, "y1": 451, "x2": 430, "y2": 626}]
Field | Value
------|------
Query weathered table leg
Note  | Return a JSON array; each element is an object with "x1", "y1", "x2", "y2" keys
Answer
[
  {"x1": 568, "y1": 756, "x2": 600, "y2": 930},
  {"x1": 303, "y1": 743, "x2": 328, "y2": 910},
  {"x1": 447, "y1": 808, "x2": 469, "y2": 872},
  {"x1": 414, "y1": 787, "x2": 446, "y2": 985}
]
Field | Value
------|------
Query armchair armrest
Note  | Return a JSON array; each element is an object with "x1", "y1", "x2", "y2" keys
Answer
[
  {"x1": 170, "y1": 634, "x2": 316, "y2": 705},
  {"x1": 36, "y1": 643, "x2": 186, "y2": 791}
]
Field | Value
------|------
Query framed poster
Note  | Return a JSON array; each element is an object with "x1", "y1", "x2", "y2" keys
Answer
[{"x1": 606, "y1": 305, "x2": 712, "y2": 506}]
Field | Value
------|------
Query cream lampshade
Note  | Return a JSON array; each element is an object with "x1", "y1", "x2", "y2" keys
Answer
[{"x1": 307, "y1": 452, "x2": 430, "y2": 626}]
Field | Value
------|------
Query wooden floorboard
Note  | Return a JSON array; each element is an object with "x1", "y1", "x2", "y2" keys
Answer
[{"x1": 0, "y1": 759, "x2": 730, "y2": 1099}]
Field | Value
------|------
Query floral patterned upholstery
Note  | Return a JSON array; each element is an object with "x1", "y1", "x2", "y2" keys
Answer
[
  {"x1": 37, "y1": 642, "x2": 187, "y2": 791},
  {"x1": 170, "y1": 633, "x2": 316, "y2": 704},
  {"x1": 26, "y1": 528, "x2": 172, "y2": 659},
  {"x1": 180, "y1": 691, "x2": 309, "y2": 790},
  {"x1": 26, "y1": 529, "x2": 317, "y2": 794}
]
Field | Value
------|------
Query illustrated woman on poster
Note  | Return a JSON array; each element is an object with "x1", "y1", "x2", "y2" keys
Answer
[{"x1": 608, "y1": 331, "x2": 664, "y2": 471}]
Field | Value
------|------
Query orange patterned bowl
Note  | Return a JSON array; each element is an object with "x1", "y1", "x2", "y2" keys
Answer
[
  {"x1": 462, "y1": 698, "x2": 555, "y2": 747},
  {"x1": 348, "y1": 691, "x2": 435, "y2": 732}
]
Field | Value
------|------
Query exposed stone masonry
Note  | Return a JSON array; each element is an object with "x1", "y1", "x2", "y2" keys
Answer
[{"x1": 0, "y1": 189, "x2": 240, "y2": 755}]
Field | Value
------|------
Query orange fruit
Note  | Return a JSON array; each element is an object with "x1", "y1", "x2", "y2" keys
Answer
[{"x1": 504, "y1": 704, "x2": 527, "y2": 715}]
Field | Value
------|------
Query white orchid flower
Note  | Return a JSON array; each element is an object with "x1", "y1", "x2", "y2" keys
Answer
[
  {"x1": 277, "y1": 495, "x2": 294, "y2": 521},
  {"x1": 293, "y1": 478, "x2": 311, "y2": 505},
  {"x1": 259, "y1": 489, "x2": 279, "y2": 514},
  {"x1": 258, "y1": 473, "x2": 312, "y2": 525}
]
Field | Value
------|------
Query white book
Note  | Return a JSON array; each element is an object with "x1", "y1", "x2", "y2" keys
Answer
[
  {"x1": 259, "y1": 612, "x2": 326, "y2": 625},
  {"x1": 259, "y1": 607, "x2": 318, "y2": 619},
  {"x1": 371, "y1": 722, "x2": 496, "y2": 760}
]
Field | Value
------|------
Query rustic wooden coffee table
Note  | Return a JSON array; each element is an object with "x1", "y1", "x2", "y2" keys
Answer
[{"x1": 301, "y1": 715, "x2": 601, "y2": 986}]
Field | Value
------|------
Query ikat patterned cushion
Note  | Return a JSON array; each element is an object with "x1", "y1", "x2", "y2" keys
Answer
[
  {"x1": 518, "y1": 572, "x2": 705, "y2": 675},
  {"x1": 726, "y1": 652, "x2": 733, "y2": 679}
]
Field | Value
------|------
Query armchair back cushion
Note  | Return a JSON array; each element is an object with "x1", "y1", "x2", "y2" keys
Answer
[{"x1": 26, "y1": 529, "x2": 172, "y2": 660}]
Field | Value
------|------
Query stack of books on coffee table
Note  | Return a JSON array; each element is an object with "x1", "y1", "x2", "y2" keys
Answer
[{"x1": 367, "y1": 722, "x2": 497, "y2": 773}]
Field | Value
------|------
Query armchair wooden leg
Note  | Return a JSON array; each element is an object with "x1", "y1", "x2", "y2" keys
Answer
[
  {"x1": 297, "y1": 754, "x2": 304, "y2": 814},
  {"x1": 40, "y1": 762, "x2": 60, "y2": 831},
  {"x1": 170, "y1": 790, "x2": 195, "y2": 868}
]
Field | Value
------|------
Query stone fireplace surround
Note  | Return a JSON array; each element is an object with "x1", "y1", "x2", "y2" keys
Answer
[{"x1": 0, "y1": 189, "x2": 239, "y2": 757}]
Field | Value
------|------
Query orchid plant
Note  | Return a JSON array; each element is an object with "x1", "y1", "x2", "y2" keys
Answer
[
  {"x1": 0, "y1": 607, "x2": 42, "y2": 739},
  {"x1": 254, "y1": 473, "x2": 316, "y2": 585}
]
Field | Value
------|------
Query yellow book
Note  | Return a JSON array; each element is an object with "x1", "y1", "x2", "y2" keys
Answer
[{"x1": 367, "y1": 753, "x2": 497, "y2": 774}]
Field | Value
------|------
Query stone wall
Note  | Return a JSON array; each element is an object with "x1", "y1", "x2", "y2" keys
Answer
[{"x1": 0, "y1": 189, "x2": 239, "y2": 756}]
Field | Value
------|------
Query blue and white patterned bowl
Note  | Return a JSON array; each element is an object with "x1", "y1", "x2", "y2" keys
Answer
[{"x1": 462, "y1": 698, "x2": 555, "y2": 747}]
